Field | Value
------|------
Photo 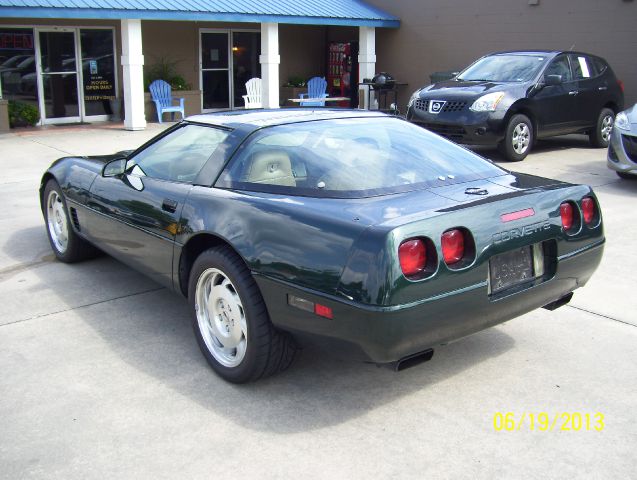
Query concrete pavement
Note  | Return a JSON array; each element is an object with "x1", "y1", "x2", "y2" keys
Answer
[{"x1": 0, "y1": 125, "x2": 635, "y2": 479}]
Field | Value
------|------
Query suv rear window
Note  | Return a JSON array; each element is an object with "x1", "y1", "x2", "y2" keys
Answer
[{"x1": 216, "y1": 117, "x2": 506, "y2": 198}]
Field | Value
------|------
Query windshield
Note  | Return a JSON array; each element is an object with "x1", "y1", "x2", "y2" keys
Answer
[
  {"x1": 216, "y1": 117, "x2": 506, "y2": 198},
  {"x1": 457, "y1": 54, "x2": 547, "y2": 82}
]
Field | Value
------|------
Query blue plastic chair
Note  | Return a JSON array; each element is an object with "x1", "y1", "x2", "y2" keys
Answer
[
  {"x1": 149, "y1": 79, "x2": 185, "y2": 123},
  {"x1": 299, "y1": 77, "x2": 328, "y2": 106}
]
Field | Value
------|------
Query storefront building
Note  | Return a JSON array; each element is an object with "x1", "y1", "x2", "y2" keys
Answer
[{"x1": 0, "y1": 1, "x2": 399, "y2": 130}]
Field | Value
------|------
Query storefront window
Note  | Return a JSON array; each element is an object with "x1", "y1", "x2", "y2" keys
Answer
[
  {"x1": 80, "y1": 29, "x2": 116, "y2": 116},
  {"x1": 0, "y1": 28, "x2": 38, "y2": 109}
]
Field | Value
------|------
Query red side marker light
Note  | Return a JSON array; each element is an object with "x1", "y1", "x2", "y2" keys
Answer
[
  {"x1": 441, "y1": 229, "x2": 465, "y2": 265},
  {"x1": 560, "y1": 202, "x2": 574, "y2": 230},
  {"x1": 501, "y1": 208, "x2": 535, "y2": 223},
  {"x1": 581, "y1": 197, "x2": 596, "y2": 225},
  {"x1": 314, "y1": 303, "x2": 333, "y2": 319}
]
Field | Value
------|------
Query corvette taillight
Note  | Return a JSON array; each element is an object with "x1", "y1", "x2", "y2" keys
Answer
[
  {"x1": 582, "y1": 197, "x2": 596, "y2": 225},
  {"x1": 399, "y1": 239, "x2": 427, "y2": 277},
  {"x1": 560, "y1": 202, "x2": 574, "y2": 231},
  {"x1": 441, "y1": 229, "x2": 465, "y2": 265}
]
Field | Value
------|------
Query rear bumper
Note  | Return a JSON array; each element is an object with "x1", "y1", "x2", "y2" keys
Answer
[{"x1": 256, "y1": 240, "x2": 604, "y2": 364}]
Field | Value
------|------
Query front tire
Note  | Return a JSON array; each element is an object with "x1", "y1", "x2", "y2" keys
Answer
[
  {"x1": 43, "y1": 179, "x2": 97, "y2": 263},
  {"x1": 590, "y1": 108, "x2": 614, "y2": 148},
  {"x1": 188, "y1": 246, "x2": 298, "y2": 383},
  {"x1": 617, "y1": 171, "x2": 637, "y2": 180},
  {"x1": 499, "y1": 114, "x2": 533, "y2": 162}
]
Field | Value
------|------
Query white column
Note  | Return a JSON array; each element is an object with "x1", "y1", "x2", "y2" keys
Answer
[
  {"x1": 358, "y1": 26, "x2": 376, "y2": 109},
  {"x1": 260, "y1": 22, "x2": 280, "y2": 109},
  {"x1": 121, "y1": 19, "x2": 146, "y2": 130}
]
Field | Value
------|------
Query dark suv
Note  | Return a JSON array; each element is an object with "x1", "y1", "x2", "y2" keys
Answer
[{"x1": 406, "y1": 50, "x2": 624, "y2": 161}]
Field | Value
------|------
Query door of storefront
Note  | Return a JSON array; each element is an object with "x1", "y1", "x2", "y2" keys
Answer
[
  {"x1": 33, "y1": 27, "x2": 117, "y2": 125},
  {"x1": 200, "y1": 29, "x2": 260, "y2": 111},
  {"x1": 36, "y1": 29, "x2": 81, "y2": 124}
]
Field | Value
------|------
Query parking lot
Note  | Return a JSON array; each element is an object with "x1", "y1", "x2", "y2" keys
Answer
[{"x1": 1, "y1": 123, "x2": 635, "y2": 479}]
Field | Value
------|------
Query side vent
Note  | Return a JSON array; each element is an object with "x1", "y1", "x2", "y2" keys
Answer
[{"x1": 69, "y1": 207, "x2": 81, "y2": 232}]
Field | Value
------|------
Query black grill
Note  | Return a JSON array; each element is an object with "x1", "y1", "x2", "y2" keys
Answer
[
  {"x1": 621, "y1": 134, "x2": 637, "y2": 163},
  {"x1": 443, "y1": 101, "x2": 467, "y2": 112},
  {"x1": 414, "y1": 99, "x2": 429, "y2": 111},
  {"x1": 414, "y1": 99, "x2": 467, "y2": 113},
  {"x1": 420, "y1": 123, "x2": 466, "y2": 141},
  {"x1": 69, "y1": 207, "x2": 81, "y2": 231}
]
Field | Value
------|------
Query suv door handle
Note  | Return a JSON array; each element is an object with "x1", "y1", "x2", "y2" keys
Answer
[
  {"x1": 162, "y1": 198, "x2": 178, "y2": 213},
  {"x1": 598, "y1": 86, "x2": 608, "y2": 91},
  {"x1": 568, "y1": 90, "x2": 579, "y2": 96}
]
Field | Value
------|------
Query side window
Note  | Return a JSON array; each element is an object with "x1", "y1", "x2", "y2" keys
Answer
[
  {"x1": 126, "y1": 124, "x2": 229, "y2": 183},
  {"x1": 569, "y1": 54, "x2": 593, "y2": 80},
  {"x1": 544, "y1": 55, "x2": 572, "y2": 82},
  {"x1": 591, "y1": 56, "x2": 608, "y2": 76}
]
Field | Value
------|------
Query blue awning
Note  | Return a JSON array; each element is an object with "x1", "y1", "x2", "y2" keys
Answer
[{"x1": 0, "y1": 0, "x2": 399, "y2": 28}]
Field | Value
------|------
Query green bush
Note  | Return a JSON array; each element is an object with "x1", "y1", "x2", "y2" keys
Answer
[
  {"x1": 144, "y1": 57, "x2": 192, "y2": 91},
  {"x1": 285, "y1": 76, "x2": 306, "y2": 87},
  {"x1": 8, "y1": 101, "x2": 40, "y2": 127}
]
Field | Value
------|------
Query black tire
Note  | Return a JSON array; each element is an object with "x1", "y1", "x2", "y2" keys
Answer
[
  {"x1": 617, "y1": 171, "x2": 637, "y2": 180},
  {"x1": 188, "y1": 245, "x2": 298, "y2": 383},
  {"x1": 589, "y1": 108, "x2": 615, "y2": 148},
  {"x1": 43, "y1": 179, "x2": 97, "y2": 263},
  {"x1": 498, "y1": 114, "x2": 533, "y2": 162}
]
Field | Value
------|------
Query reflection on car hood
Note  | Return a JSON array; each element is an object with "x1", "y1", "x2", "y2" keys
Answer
[{"x1": 420, "y1": 79, "x2": 515, "y2": 98}]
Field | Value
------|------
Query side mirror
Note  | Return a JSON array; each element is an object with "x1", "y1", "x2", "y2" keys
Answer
[
  {"x1": 102, "y1": 158, "x2": 127, "y2": 177},
  {"x1": 544, "y1": 74, "x2": 563, "y2": 86}
]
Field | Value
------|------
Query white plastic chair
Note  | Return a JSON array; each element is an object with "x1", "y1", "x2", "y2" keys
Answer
[{"x1": 242, "y1": 78, "x2": 262, "y2": 109}]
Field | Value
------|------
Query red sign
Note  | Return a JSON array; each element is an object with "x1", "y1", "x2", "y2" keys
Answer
[{"x1": 0, "y1": 32, "x2": 34, "y2": 50}]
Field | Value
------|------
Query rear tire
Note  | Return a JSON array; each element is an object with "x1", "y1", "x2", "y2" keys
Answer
[
  {"x1": 188, "y1": 245, "x2": 298, "y2": 383},
  {"x1": 589, "y1": 108, "x2": 614, "y2": 148},
  {"x1": 43, "y1": 179, "x2": 97, "y2": 263},
  {"x1": 499, "y1": 114, "x2": 533, "y2": 162}
]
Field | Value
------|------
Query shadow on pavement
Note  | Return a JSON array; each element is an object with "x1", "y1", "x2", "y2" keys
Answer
[{"x1": 23, "y1": 251, "x2": 515, "y2": 434}]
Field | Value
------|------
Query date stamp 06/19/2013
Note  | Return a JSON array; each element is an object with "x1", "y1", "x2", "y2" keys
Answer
[{"x1": 493, "y1": 412, "x2": 605, "y2": 432}]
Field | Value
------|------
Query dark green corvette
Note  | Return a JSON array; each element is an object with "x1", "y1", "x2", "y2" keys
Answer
[{"x1": 40, "y1": 109, "x2": 604, "y2": 383}]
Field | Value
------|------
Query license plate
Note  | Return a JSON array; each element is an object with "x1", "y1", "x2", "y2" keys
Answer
[{"x1": 489, "y1": 246, "x2": 534, "y2": 294}]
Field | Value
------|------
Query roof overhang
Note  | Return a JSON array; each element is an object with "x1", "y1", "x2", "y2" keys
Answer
[{"x1": 0, "y1": 4, "x2": 400, "y2": 28}]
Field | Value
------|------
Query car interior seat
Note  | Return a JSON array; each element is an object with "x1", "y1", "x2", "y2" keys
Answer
[{"x1": 244, "y1": 149, "x2": 296, "y2": 186}]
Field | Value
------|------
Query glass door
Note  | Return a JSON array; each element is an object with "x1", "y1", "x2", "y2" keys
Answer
[
  {"x1": 232, "y1": 31, "x2": 261, "y2": 108},
  {"x1": 200, "y1": 31, "x2": 230, "y2": 111},
  {"x1": 37, "y1": 29, "x2": 81, "y2": 123}
]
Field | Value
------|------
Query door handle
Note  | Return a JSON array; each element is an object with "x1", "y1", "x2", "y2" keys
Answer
[
  {"x1": 598, "y1": 86, "x2": 608, "y2": 91},
  {"x1": 568, "y1": 90, "x2": 579, "y2": 96},
  {"x1": 162, "y1": 198, "x2": 178, "y2": 213}
]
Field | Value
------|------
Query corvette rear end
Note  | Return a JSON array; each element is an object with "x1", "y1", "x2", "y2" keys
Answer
[{"x1": 259, "y1": 174, "x2": 604, "y2": 366}]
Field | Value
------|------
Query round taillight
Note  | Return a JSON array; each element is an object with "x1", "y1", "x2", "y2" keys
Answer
[
  {"x1": 560, "y1": 202, "x2": 574, "y2": 231},
  {"x1": 582, "y1": 197, "x2": 596, "y2": 225},
  {"x1": 399, "y1": 239, "x2": 427, "y2": 277},
  {"x1": 441, "y1": 229, "x2": 465, "y2": 265}
]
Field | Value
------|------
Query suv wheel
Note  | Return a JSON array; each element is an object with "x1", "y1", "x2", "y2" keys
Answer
[
  {"x1": 590, "y1": 108, "x2": 615, "y2": 148},
  {"x1": 499, "y1": 114, "x2": 533, "y2": 162}
]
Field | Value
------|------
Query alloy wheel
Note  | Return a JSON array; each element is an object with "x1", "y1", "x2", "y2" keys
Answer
[
  {"x1": 46, "y1": 190, "x2": 68, "y2": 254},
  {"x1": 512, "y1": 123, "x2": 531, "y2": 155},
  {"x1": 195, "y1": 268, "x2": 248, "y2": 368},
  {"x1": 600, "y1": 115, "x2": 614, "y2": 143}
]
